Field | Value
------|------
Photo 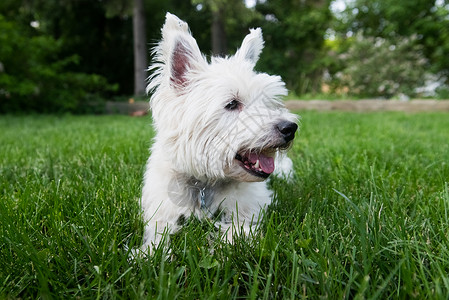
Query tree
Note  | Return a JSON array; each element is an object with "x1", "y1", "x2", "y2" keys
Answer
[
  {"x1": 193, "y1": 0, "x2": 256, "y2": 56},
  {"x1": 333, "y1": 34, "x2": 428, "y2": 98},
  {"x1": 24, "y1": 0, "x2": 135, "y2": 95},
  {"x1": 104, "y1": 0, "x2": 149, "y2": 96},
  {"x1": 255, "y1": 0, "x2": 332, "y2": 94},
  {"x1": 338, "y1": 0, "x2": 449, "y2": 79},
  {"x1": 0, "y1": 14, "x2": 116, "y2": 113},
  {"x1": 211, "y1": 6, "x2": 227, "y2": 55},
  {"x1": 133, "y1": 0, "x2": 148, "y2": 96}
]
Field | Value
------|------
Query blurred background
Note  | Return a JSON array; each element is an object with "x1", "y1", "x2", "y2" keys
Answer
[{"x1": 1, "y1": 0, "x2": 448, "y2": 113}]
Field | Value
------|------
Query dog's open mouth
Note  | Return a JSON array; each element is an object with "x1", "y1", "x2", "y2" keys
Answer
[{"x1": 235, "y1": 150, "x2": 276, "y2": 179}]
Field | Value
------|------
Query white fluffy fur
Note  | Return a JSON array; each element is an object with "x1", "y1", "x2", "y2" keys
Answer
[{"x1": 140, "y1": 13, "x2": 298, "y2": 252}]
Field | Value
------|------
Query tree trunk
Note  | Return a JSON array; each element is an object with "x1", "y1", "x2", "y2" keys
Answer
[
  {"x1": 133, "y1": 0, "x2": 147, "y2": 96},
  {"x1": 211, "y1": 8, "x2": 227, "y2": 56}
]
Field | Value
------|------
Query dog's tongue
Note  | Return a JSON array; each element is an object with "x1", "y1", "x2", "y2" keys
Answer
[{"x1": 249, "y1": 153, "x2": 275, "y2": 174}]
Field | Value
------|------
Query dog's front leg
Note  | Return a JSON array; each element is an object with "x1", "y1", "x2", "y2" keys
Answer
[
  {"x1": 213, "y1": 181, "x2": 272, "y2": 243},
  {"x1": 140, "y1": 157, "x2": 194, "y2": 253},
  {"x1": 141, "y1": 219, "x2": 176, "y2": 252},
  {"x1": 214, "y1": 208, "x2": 262, "y2": 244}
]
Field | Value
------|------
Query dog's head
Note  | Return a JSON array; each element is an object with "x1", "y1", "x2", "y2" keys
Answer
[{"x1": 148, "y1": 13, "x2": 298, "y2": 182}]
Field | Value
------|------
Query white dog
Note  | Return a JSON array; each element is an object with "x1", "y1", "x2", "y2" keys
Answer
[{"x1": 141, "y1": 13, "x2": 298, "y2": 252}]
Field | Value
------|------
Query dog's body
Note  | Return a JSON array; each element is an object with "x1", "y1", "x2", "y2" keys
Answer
[{"x1": 141, "y1": 13, "x2": 298, "y2": 251}]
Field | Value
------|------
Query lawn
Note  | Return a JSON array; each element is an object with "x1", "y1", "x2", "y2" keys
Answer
[{"x1": 1, "y1": 112, "x2": 449, "y2": 299}]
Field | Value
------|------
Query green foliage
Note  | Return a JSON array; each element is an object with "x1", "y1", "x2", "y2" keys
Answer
[
  {"x1": 436, "y1": 85, "x2": 449, "y2": 99},
  {"x1": 331, "y1": 34, "x2": 428, "y2": 98},
  {"x1": 192, "y1": 0, "x2": 259, "y2": 53},
  {"x1": 1, "y1": 0, "x2": 448, "y2": 111},
  {"x1": 0, "y1": 14, "x2": 117, "y2": 113},
  {"x1": 1, "y1": 113, "x2": 449, "y2": 298},
  {"x1": 339, "y1": 0, "x2": 449, "y2": 79},
  {"x1": 255, "y1": 0, "x2": 333, "y2": 95}
]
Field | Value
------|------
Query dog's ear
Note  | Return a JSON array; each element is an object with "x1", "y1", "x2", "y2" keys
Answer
[
  {"x1": 160, "y1": 13, "x2": 205, "y2": 89},
  {"x1": 170, "y1": 39, "x2": 201, "y2": 87},
  {"x1": 235, "y1": 28, "x2": 264, "y2": 66}
]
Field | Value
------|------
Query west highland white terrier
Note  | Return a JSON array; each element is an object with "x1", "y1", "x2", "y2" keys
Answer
[{"x1": 140, "y1": 13, "x2": 298, "y2": 252}]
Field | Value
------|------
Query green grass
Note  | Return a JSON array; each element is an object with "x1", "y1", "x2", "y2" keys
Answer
[{"x1": 1, "y1": 112, "x2": 449, "y2": 299}]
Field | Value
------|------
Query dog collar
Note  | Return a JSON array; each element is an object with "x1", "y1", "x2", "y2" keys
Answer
[
  {"x1": 192, "y1": 180, "x2": 208, "y2": 210},
  {"x1": 199, "y1": 187, "x2": 206, "y2": 209}
]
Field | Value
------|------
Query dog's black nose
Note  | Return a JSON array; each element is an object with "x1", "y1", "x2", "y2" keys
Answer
[{"x1": 276, "y1": 121, "x2": 298, "y2": 143}]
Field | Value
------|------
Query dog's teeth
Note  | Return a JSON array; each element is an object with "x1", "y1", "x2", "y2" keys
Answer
[{"x1": 254, "y1": 160, "x2": 260, "y2": 169}]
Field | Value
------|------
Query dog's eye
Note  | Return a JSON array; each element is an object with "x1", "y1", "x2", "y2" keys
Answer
[{"x1": 225, "y1": 99, "x2": 240, "y2": 111}]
